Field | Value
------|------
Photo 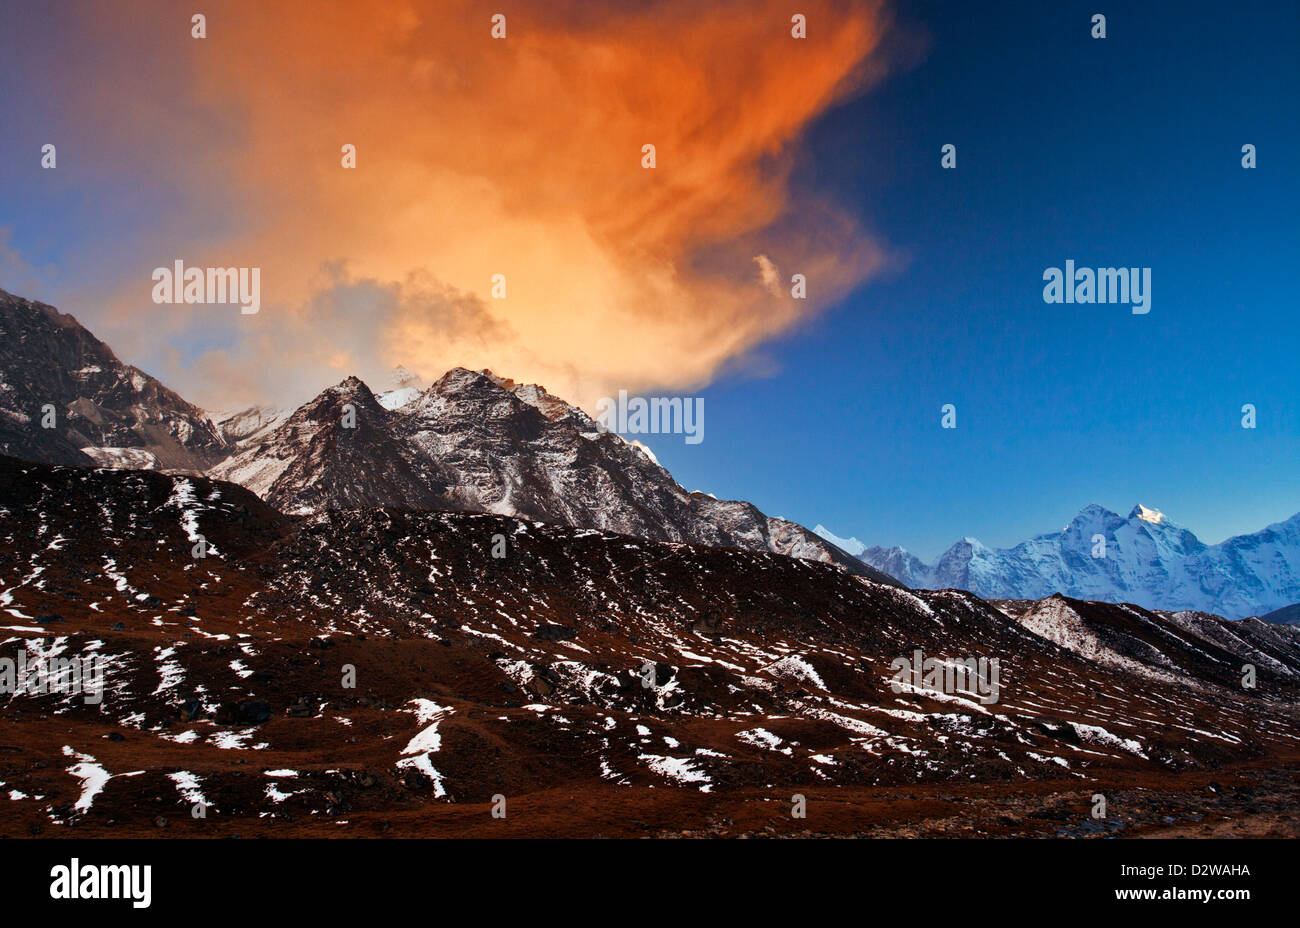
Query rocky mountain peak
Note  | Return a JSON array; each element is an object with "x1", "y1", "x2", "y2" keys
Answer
[{"x1": 0, "y1": 289, "x2": 228, "y2": 471}]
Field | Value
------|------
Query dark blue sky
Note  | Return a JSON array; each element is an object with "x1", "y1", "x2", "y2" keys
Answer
[
  {"x1": 1, "y1": 0, "x2": 1296, "y2": 559},
  {"x1": 648, "y1": 0, "x2": 1300, "y2": 557}
]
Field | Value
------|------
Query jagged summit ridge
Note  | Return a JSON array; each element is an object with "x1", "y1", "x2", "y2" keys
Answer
[{"x1": 210, "y1": 368, "x2": 890, "y2": 579}]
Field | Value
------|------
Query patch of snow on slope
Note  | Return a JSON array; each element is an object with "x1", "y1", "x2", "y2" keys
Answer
[
  {"x1": 82, "y1": 447, "x2": 160, "y2": 470},
  {"x1": 167, "y1": 771, "x2": 210, "y2": 807},
  {"x1": 395, "y1": 699, "x2": 454, "y2": 798},
  {"x1": 61, "y1": 747, "x2": 142, "y2": 812},
  {"x1": 638, "y1": 754, "x2": 711, "y2": 790}
]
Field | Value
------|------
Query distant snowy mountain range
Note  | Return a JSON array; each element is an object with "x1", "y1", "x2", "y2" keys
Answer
[{"x1": 820, "y1": 504, "x2": 1300, "y2": 620}]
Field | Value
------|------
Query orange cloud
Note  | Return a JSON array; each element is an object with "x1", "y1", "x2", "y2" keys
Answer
[{"x1": 69, "y1": 0, "x2": 894, "y2": 410}]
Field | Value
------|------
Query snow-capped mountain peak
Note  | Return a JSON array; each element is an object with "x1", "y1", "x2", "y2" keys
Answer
[
  {"x1": 390, "y1": 365, "x2": 421, "y2": 389},
  {"x1": 1130, "y1": 503, "x2": 1167, "y2": 525},
  {"x1": 372, "y1": 365, "x2": 426, "y2": 411}
]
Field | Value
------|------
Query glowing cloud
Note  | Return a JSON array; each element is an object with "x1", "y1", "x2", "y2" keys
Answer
[{"x1": 62, "y1": 0, "x2": 894, "y2": 410}]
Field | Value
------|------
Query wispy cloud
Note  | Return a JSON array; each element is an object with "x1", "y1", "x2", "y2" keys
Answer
[{"x1": 53, "y1": 0, "x2": 895, "y2": 410}]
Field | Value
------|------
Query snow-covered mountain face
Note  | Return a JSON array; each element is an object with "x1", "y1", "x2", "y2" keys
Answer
[
  {"x1": 812, "y1": 524, "x2": 866, "y2": 557},
  {"x1": 0, "y1": 290, "x2": 228, "y2": 470},
  {"x1": 859, "y1": 504, "x2": 1300, "y2": 619},
  {"x1": 211, "y1": 367, "x2": 890, "y2": 579},
  {"x1": 208, "y1": 405, "x2": 290, "y2": 446}
]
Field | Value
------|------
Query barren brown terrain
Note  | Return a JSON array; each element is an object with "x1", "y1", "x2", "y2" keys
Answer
[{"x1": 3, "y1": 455, "x2": 1299, "y2": 838}]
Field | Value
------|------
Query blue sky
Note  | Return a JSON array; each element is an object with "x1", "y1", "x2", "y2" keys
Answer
[
  {"x1": 1, "y1": 0, "x2": 1296, "y2": 560},
  {"x1": 646, "y1": 0, "x2": 1300, "y2": 558}
]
